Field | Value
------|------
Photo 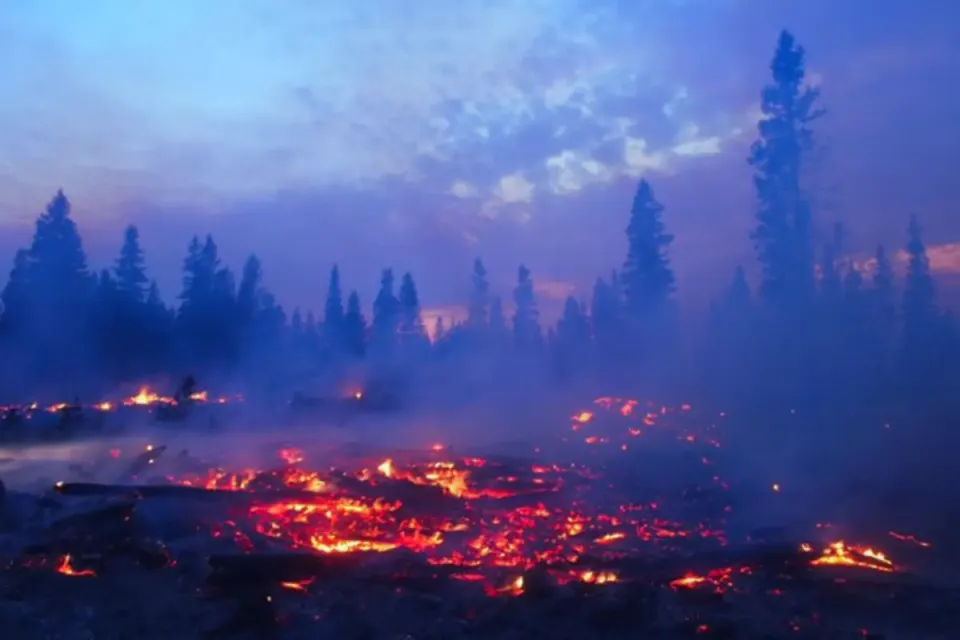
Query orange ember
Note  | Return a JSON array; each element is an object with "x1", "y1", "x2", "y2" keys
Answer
[
  {"x1": 809, "y1": 541, "x2": 896, "y2": 572},
  {"x1": 146, "y1": 395, "x2": 909, "y2": 597},
  {"x1": 56, "y1": 555, "x2": 96, "y2": 577}
]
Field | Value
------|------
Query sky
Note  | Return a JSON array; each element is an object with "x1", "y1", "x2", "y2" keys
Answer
[{"x1": 1, "y1": 0, "x2": 958, "y2": 322}]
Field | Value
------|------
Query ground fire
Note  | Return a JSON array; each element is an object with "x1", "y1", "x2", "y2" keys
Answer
[{"x1": 0, "y1": 395, "x2": 952, "y2": 638}]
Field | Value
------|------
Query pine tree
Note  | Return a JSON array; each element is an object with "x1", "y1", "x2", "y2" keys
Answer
[
  {"x1": 114, "y1": 225, "x2": 148, "y2": 304},
  {"x1": 0, "y1": 249, "x2": 31, "y2": 333},
  {"x1": 178, "y1": 236, "x2": 206, "y2": 312},
  {"x1": 512, "y1": 264, "x2": 542, "y2": 350},
  {"x1": 22, "y1": 190, "x2": 94, "y2": 385},
  {"x1": 27, "y1": 190, "x2": 93, "y2": 330},
  {"x1": 398, "y1": 272, "x2": 427, "y2": 345},
  {"x1": 29, "y1": 190, "x2": 90, "y2": 292},
  {"x1": 324, "y1": 265, "x2": 345, "y2": 350},
  {"x1": 236, "y1": 255, "x2": 263, "y2": 321},
  {"x1": 749, "y1": 30, "x2": 824, "y2": 304},
  {"x1": 371, "y1": 269, "x2": 400, "y2": 354},
  {"x1": 343, "y1": 290, "x2": 367, "y2": 356},
  {"x1": 621, "y1": 179, "x2": 675, "y2": 318},
  {"x1": 590, "y1": 275, "x2": 620, "y2": 352},
  {"x1": 176, "y1": 234, "x2": 238, "y2": 368},
  {"x1": 467, "y1": 258, "x2": 489, "y2": 329},
  {"x1": 556, "y1": 296, "x2": 590, "y2": 351}
]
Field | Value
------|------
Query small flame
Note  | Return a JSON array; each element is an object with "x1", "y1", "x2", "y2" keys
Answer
[{"x1": 56, "y1": 555, "x2": 95, "y2": 577}]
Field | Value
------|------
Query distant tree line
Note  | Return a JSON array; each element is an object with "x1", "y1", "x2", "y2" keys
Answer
[{"x1": 0, "y1": 30, "x2": 957, "y2": 418}]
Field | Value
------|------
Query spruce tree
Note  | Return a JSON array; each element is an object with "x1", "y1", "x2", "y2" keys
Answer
[
  {"x1": 467, "y1": 258, "x2": 489, "y2": 330},
  {"x1": 512, "y1": 264, "x2": 542, "y2": 350},
  {"x1": 343, "y1": 290, "x2": 367, "y2": 356},
  {"x1": 324, "y1": 265, "x2": 345, "y2": 350},
  {"x1": 621, "y1": 179, "x2": 675, "y2": 318},
  {"x1": 398, "y1": 273, "x2": 425, "y2": 336},
  {"x1": 371, "y1": 268, "x2": 400, "y2": 353},
  {"x1": 749, "y1": 30, "x2": 824, "y2": 303},
  {"x1": 114, "y1": 225, "x2": 148, "y2": 304},
  {"x1": 556, "y1": 296, "x2": 590, "y2": 350},
  {"x1": 0, "y1": 249, "x2": 31, "y2": 334}
]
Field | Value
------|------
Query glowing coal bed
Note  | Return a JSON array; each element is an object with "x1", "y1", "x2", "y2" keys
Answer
[{"x1": 0, "y1": 397, "x2": 952, "y2": 639}]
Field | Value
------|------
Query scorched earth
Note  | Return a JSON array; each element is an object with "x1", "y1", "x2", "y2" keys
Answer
[{"x1": 0, "y1": 396, "x2": 951, "y2": 639}]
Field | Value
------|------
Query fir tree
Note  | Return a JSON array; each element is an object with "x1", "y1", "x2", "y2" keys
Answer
[
  {"x1": 749, "y1": 30, "x2": 824, "y2": 304},
  {"x1": 114, "y1": 225, "x2": 148, "y2": 304},
  {"x1": 0, "y1": 249, "x2": 31, "y2": 333},
  {"x1": 371, "y1": 269, "x2": 400, "y2": 353},
  {"x1": 556, "y1": 296, "x2": 590, "y2": 350},
  {"x1": 590, "y1": 275, "x2": 620, "y2": 351},
  {"x1": 398, "y1": 272, "x2": 427, "y2": 345},
  {"x1": 512, "y1": 264, "x2": 541, "y2": 350},
  {"x1": 343, "y1": 290, "x2": 367, "y2": 356},
  {"x1": 467, "y1": 258, "x2": 489, "y2": 329},
  {"x1": 621, "y1": 179, "x2": 675, "y2": 318},
  {"x1": 236, "y1": 255, "x2": 263, "y2": 322},
  {"x1": 27, "y1": 190, "x2": 93, "y2": 324},
  {"x1": 324, "y1": 265, "x2": 345, "y2": 350}
]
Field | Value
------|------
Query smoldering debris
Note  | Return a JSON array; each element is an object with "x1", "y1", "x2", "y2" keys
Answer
[{"x1": 0, "y1": 397, "x2": 956, "y2": 639}]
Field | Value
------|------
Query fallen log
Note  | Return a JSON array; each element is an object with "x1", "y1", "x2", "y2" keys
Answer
[
  {"x1": 580, "y1": 542, "x2": 812, "y2": 583},
  {"x1": 53, "y1": 481, "x2": 329, "y2": 504}
]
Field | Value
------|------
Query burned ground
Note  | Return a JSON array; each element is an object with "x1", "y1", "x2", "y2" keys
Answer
[{"x1": 0, "y1": 397, "x2": 957, "y2": 639}]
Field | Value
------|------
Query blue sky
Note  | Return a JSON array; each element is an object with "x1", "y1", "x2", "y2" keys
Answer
[{"x1": 1, "y1": 0, "x2": 958, "y2": 320}]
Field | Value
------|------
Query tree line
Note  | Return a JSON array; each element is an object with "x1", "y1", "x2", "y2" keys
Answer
[{"x1": 0, "y1": 30, "x2": 957, "y2": 417}]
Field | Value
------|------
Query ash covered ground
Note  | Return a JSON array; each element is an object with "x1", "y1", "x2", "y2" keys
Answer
[{"x1": 0, "y1": 396, "x2": 958, "y2": 640}]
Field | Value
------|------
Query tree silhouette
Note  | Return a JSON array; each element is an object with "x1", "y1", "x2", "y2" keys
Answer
[
  {"x1": 621, "y1": 179, "x2": 675, "y2": 319},
  {"x1": 466, "y1": 258, "x2": 490, "y2": 330},
  {"x1": 115, "y1": 225, "x2": 148, "y2": 304},
  {"x1": 343, "y1": 290, "x2": 367, "y2": 357},
  {"x1": 555, "y1": 296, "x2": 590, "y2": 377},
  {"x1": 371, "y1": 269, "x2": 400, "y2": 356},
  {"x1": 0, "y1": 249, "x2": 30, "y2": 335},
  {"x1": 512, "y1": 264, "x2": 541, "y2": 351},
  {"x1": 324, "y1": 265, "x2": 345, "y2": 352},
  {"x1": 398, "y1": 272, "x2": 428, "y2": 354},
  {"x1": 749, "y1": 30, "x2": 824, "y2": 304}
]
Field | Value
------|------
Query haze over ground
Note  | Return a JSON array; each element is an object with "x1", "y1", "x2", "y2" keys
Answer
[{"x1": 1, "y1": 0, "x2": 958, "y2": 319}]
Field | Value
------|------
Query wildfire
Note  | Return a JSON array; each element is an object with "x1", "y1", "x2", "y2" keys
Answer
[
  {"x1": 123, "y1": 387, "x2": 176, "y2": 407},
  {"x1": 808, "y1": 541, "x2": 896, "y2": 572},
  {"x1": 55, "y1": 555, "x2": 96, "y2": 577},
  {"x1": 33, "y1": 393, "x2": 914, "y2": 600}
]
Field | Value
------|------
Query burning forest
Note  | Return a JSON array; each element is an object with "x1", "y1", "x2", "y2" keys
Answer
[{"x1": 0, "y1": 395, "x2": 953, "y2": 640}]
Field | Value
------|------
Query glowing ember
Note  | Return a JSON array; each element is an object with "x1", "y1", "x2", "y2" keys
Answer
[
  {"x1": 123, "y1": 386, "x2": 175, "y2": 407},
  {"x1": 809, "y1": 541, "x2": 896, "y2": 572},
  {"x1": 56, "y1": 555, "x2": 96, "y2": 577},
  {"x1": 98, "y1": 394, "x2": 906, "y2": 597}
]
